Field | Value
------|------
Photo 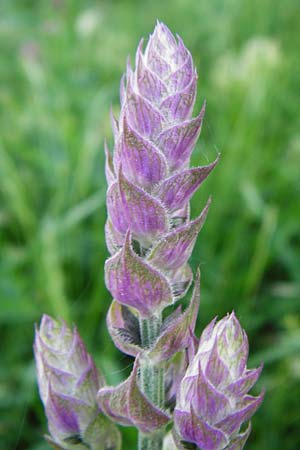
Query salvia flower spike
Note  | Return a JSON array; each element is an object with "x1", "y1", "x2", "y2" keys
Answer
[
  {"x1": 34, "y1": 315, "x2": 121, "y2": 450},
  {"x1": 174, "y1": 313, "x2": 264, "y2": 450},
  {"x1": 105, "y1": 20, "x2": 218, "y2": 320}
]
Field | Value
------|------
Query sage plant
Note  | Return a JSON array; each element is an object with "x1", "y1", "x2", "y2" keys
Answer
[{"x1": 34, "y1": 21, "x2": 263, "y2": 450}]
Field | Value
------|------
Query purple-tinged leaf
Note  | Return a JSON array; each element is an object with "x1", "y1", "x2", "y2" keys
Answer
[
  {"x1": 193, "y1": 363, "x2": 231, "y2": 424},
  {"x1": 216, "y1": 392, "x2": 264, "y2": 436},
  {"x1": 160, "y1": 74, "x2": 197, "y2": 122},
  {"x1": 118, "y1": 169, "x2": 169, "y2": 245},
  {"x1": 216, "y1": 314, "x2": 249, "y2": 378},
  {"x1": 46, "y1": 386, "x2": 81, "y2": 435},
  {"x1": 151, "y1": 22, "x2": 177, "y2": 56},
  {"x1": 176, "y1": 35, "x2": 190, "y2": 65},
  {"x1": 155, "y1": 104, "x2": 206, "y2": 170},
  {"x1": 120, "y1": 117, "x2": 168, "y2": 189},
  {"x1": 125, "y1": 85, "x2": 163, "y2": 138},
  {"x1": 97, "y1": 357, "x2": 170, "y2": 433},
  {"x1": 166, "y1": 53, "x2": 194, "y2": 92},
  {"x1": 191, "y1": 406, "x2": 229, "y2": 450},
  {"x1": 155, "y1": 158, "x2": 218, "y2": 211},
  {"x1": 235, "y1": 332, "x2": 250, "y2": 378},
  {"x1": 75, "y1": 355, "x2": 100, "y2": 406},
  {"x1": 148, "y1": 201, "x2": 210, "y2": 271},
  {"x1": 146, "y1": 47, "x2": 172, "y2": 80},
  {"x1": 136, "y1": 50, "x2": 168, "y2": 103},
  {"x1": 204, "y1": 339, "x2": 231, "y2": 388},
  {"x1": 41, "y1": 360, "x2": 75, "y2": 397},
  {"x1": 226, "y1": 365, "x2": 263, "y2": 398},
  {"x1": 173, "y1": 408, "x2": 229, "y2": 450},
  {"x1": 105, "y1": 231, "x2": 173, "y2": 317},
  {"x1": 145, "y1": 29, "x2": 173, "y2": 79}
]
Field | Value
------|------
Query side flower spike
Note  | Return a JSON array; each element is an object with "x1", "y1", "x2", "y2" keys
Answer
[
  {"x1": 174, "y1": 313, "x2": 264, "y2": 450},
  {"x1": 34, "y1": 315, "x2": 121, "y2": 450}
]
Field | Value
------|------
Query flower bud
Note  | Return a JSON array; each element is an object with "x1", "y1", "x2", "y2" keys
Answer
[
  {"x1": 34, "y1": 315, "x2": 121, "y2": 450},
  {"x1": 174, "y1": 313, "x2": 263, "y2": 450}
]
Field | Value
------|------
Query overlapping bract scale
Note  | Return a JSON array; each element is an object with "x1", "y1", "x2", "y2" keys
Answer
[
  {"x1": 105, "y1": 231, "x2": 173, "y2": 318},
  {"x1": 174, "y1": 313, "x2": 263, "y2": 450}
]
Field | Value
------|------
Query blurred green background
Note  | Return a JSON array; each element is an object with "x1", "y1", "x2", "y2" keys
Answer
[{"x1": 1, "y1": 0, "x2": 300, "y2": 449}]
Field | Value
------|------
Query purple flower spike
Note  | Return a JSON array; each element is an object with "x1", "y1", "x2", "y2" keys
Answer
[
  {"x1": 105, "y1": 20, "x2": 217, "y2": 319},
  {"x1": 174, "y1": 313, "x2": 264, "y2": 450},
  {"x1": 34, "y1": 315, "x2": 121, "y2": 450}
]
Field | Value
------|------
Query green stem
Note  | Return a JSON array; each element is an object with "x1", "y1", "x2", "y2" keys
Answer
[
  {"x1": 138, "y1": 315, "x2": 165, "y2": 450},
  {"x1": 138, "y1": 432, "x2": 163, "y2": 450}
]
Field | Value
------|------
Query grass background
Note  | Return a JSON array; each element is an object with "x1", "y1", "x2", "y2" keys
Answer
[{"x1": 0, "y1": 0, "x2": 299, "y2": 448}]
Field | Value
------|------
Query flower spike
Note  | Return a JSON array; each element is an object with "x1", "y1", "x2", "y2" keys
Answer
[
  {"x1": 105, "y1": 20, "x2": 216, "y2": 322},
  {"x1": 174, "y1": 313, "x2": 263, "y2": 450},
  {"x1": 34, "y1": 315, "x2": 121, "y2": 450}
]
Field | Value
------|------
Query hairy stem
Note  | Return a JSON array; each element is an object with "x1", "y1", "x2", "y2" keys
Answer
[
  {"x1": 138, "y1": 315, "x2": 165, "y2": 450},
  {"x1": 138, "y1": 432, "x2": 163, "y2": 450}
]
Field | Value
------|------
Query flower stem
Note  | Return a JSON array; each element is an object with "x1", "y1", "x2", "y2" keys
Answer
[
  {"x1": 138, "y1": 315, "x2": 165, "y2": 450},
  {"x1": 138, "y1": 432, "x2": 163, "y2": 450}
]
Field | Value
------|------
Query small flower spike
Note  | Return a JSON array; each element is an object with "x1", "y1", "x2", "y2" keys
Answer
[
  {"x1": 34, "y1": 315, "x2": 121, "y2": 450},
  {"x1": 174, "y1": 313, "x2": 264, "y2": 450}
]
